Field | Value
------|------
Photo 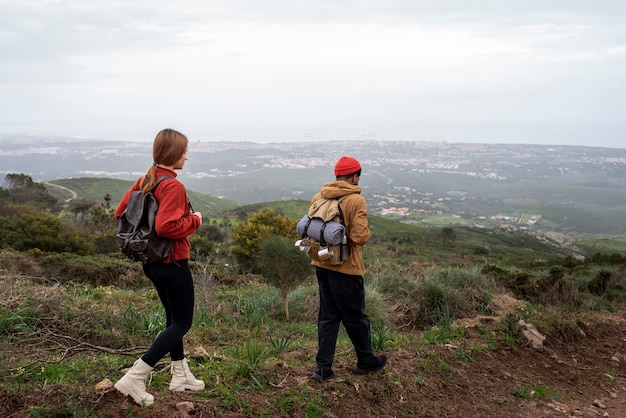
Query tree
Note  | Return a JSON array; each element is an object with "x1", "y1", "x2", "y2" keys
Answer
[
  {"x1": 84, "y1": 203, "x2": 118, "y2": 233},
  {"x1": 103, "y1": 193, "x2": 112, "y2": 209},
  {"x1": 188, "y1": 224, "x2": 227, "y2": 261},
  {"x1": 198, "y1": 224, "x2": 224, "y2": 242},
  {"x1": 68, "y1": 198, "x2": 96, "y2": 226},
  {"x1": 256, "y1": 234, "x2": 313, "y2": 319},
  {"x1": 84, "y1": 203, "x2": 119, "y2": 255},
  {"x1": 189, "y1": 235, "x2": 215, "y2": 261},
  {"x1": 441, "y1": 227, "x2": 456, "y2": 248},
  {"x1": 231, "y1": 209, "x2": 298, "y2": 273},
  {"x1": 3, "y1": 173, "x2": 58, "y2": 212}
]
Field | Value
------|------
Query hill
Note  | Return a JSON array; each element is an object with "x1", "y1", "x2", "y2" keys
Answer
[
  {"x1": 43, "y1": 176, "x2": 626, "y2": 264},
  {"x1": 3, "y1": 176, "x2": 626, "y2": 417},
  {"x1": 44, "y1": 177, "x2": 240, "y2": 218}
]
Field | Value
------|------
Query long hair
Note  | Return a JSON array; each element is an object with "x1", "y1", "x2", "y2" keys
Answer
[{"x1": 141, "y1": 128, "x2": 188, "y2": 193}]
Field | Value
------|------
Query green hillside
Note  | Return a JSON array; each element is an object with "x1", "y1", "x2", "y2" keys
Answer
[
  {"x1": 227, "y1": 200, "x2": 579, "y2": 266},
  {"x1": 43, "y1": 177, "x2": 626, "y2": 265},
  {"x1": 223, "y1": 199, "x2": 310, "y2": 221},
  {"x1": 45, "y1": 177, "x2": 239, "y2": 218}
]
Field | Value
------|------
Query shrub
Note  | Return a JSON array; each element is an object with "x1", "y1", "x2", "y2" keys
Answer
[
  {"x1": 535, "y1": 267, "x2": 581, "y2": 307},
  {"x1": 35, "y1": 252, "x2": 145, "y2": 287},
  {"x1": 0, "y1": 210, "x2": 94, "y2": 255},
  {"x1": 231, "y1": 209, "x2": 298, "y2": 273},
  {"x1": 256, "y1": 234, "x2": 313, "y2": 319},
  {"x1": 0, "y1": 250, "x2": 42, "y2": 276},
  {"x1": 416, "y1": 266, "x2": 495, "y2": 328}
]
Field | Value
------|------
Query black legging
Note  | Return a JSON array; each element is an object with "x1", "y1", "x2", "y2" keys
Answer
[{"x1": 140, "y1": 260, "x2": 194, "y2": 366}]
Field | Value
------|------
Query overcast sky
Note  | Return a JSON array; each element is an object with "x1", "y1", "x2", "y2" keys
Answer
[{"x1": 1, "y1": 0, "x2": 625, "y2": 148}]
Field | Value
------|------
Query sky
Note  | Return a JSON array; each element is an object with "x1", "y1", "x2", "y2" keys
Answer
[{"x1": 1, "y1": 0, "x2": 625, "y2": 148}]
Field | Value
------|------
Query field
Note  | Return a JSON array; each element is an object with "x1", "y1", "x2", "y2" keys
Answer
[{"x1": 2, "y1": 249, "x2": 626, "y2": 417}]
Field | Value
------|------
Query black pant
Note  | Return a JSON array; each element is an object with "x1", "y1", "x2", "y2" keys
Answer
[
  {"x1": 315, "y1": 267, "x2": 373, "y2": 370},
  {"x1": 141, "y1": 260, "x2": 194, "y2": 366}
]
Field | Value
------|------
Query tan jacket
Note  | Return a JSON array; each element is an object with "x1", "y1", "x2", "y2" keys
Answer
[{"x1": 310, "y1": 181, "x2": 370, "y2": 276}]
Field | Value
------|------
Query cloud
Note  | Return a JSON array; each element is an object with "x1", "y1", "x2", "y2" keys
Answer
[{"x1": 0, "y1": 0, "x2": 625, "y2": 147}]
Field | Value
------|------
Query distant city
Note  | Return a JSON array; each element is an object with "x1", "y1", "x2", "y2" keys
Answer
[{"x1": 2, "y1": 135, "x2": 626, "y2": 237}]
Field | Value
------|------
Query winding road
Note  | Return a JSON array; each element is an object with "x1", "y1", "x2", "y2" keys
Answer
[{"x1": 44, "y1": 182, "x2": 77, "y2": 202}]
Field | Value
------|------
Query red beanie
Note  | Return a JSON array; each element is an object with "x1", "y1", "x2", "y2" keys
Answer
[{"x1": 334, "y1": 156, "x2": 361, "y2": 176}]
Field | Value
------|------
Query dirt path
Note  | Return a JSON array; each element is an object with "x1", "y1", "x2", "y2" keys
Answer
[{"x1": 44, "y1": 181, "x2": 77, "y2": 202}]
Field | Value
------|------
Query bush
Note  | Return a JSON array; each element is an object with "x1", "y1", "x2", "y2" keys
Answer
[
  {"x1": 364, "y1": 263, "x2": 497, "y2": 330},
  {"x1": 231, "y1": 209, "x2": 298, "y2": 273},
  {"x1": 0, "y1": 209, "x2": 93, "y2": 255},
  {"x1": 0, "y1": 250, "x2": 42, "y2": 276},
  {"x1": 35, "y1": 252, "x2": 145, "y2": 287},
  {"x1": 365, "y1": 263, "x2": 419, "y2": 327}
]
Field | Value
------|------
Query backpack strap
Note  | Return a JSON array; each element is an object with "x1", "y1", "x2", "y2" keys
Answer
[
  {"x1": 319, "y1": 222, "x2": 328, "y2": 246},
  {"x1": 149, "y1": 175, "x2": 176, "y2": 263},
  {"x1": 335, "y1": 195, "x2": 353, "y2": 261},
  {"x1": 335, "y1": 195, "x2": 350, "y2": 227},
  {"x1": 302, "y1": 217, "x2": 313, "y2": 239},
  {"x1": 150, "y1": 175, "x2": 175, "y2": 192}
]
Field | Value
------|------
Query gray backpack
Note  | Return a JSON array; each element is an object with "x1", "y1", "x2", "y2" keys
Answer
[{"x1": 296, "y1": 195, "x2": 350, "y2": 265}]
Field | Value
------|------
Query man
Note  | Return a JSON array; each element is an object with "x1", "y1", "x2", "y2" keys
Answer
[{"x1": 309, "y1": 156, "x2": 387, "y2": 383}]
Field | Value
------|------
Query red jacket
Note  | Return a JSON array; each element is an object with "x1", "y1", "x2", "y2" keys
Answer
[{"x1": 115, "y1": 167, "x2": 200, "y2": 263}]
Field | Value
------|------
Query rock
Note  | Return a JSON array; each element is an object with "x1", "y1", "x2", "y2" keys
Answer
[
  {"x1": 593, "y1": 399, "x2": 606, "y2": 409},
  {"x1": 176, "y1": 401, "x2": 195, "y2": 414},
  {"x1": 517, "y1": 320, "x2": 546, "y2": 349},
  {"x1": 94, "y1": 378, "x2": 113, "y2": 393}
]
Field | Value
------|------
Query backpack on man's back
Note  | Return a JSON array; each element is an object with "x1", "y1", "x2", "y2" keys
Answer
[
  {"x1": 115, "y1": 175, "x2": 174, "y2": 264},
  {"x1": 296, "y1": 195, "x2": 351, "y2": 265}
]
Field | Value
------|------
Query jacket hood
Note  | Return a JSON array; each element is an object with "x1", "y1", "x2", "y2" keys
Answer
[{"x1": 319, "y1": 181, "x2": 362, "y2": 199}]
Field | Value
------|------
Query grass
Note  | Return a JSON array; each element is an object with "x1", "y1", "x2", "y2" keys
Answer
[
  {"x1": 268, "y1": 330, "x2": 297, "y2": 354},
  {"x1": 512, "y1": 383, "x2": 557, "y2": 400},
  {"x1": 1, "y1": 251, "x2": 625, "y2": 416},
  {"x1": 371, "y1": 323, "x2": 393, "y2": 351}
]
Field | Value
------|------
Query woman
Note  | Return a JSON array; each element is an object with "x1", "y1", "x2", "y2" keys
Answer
[{"x1": 113, "y1": 128, "x2": 204, "y2": 406}]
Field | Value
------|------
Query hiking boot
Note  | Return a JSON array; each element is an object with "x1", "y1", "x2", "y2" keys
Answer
[
  {"x1": 114, "y1": 358, "x2": 155, "y2": 406},
  {"x1": 354, "y1": 355, "x2": 387, "y2": 375},
  {"x1": 310, "y1": 368, "x2": 335, "y2": 383},
  {"x1": 169, "y1": 358, "x2": 205, "y2": 392}
]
